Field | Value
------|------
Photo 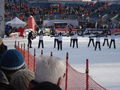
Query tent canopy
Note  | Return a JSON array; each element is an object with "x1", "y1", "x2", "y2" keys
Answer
[{"x1": 6, "y1": 17, "x2": 26, "y2": 28}]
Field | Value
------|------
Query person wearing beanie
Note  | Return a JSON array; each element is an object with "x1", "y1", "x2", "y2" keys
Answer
[
  {"x1": 0, "y1": 37, "x2": 7, "y2": 58},
  {"x1": 0, "y1": 49, "x2": 26, "y2": 81},
  {"x1": 10, "y1": 69, "x2": 35, "y2": 90},
  {"x1": 0, "y1": 70, "x2": 15, "y2": 90},
  {"x1": 29, "y1": 56, "x2": 66, "y2": 90}
]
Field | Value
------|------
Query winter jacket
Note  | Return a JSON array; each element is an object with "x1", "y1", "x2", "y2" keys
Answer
[
  {"x1": 29, "y1": 80, "x2": 61, "y2": 90},
  {"x1": 0, "y1": 44, "x2": 7, "y2": 58},
  {"x1": 0, "y1": 70, "x2": 15, "y2": 90}
]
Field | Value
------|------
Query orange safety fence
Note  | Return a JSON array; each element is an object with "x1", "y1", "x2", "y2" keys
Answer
[
  {"x1": 59, "y1": 64, "x2": 107, "y2": 90},
  {"x1": 15, "y1": 42, "x2": 36, "y2": 72},
  {"x1": 15, "y1": 41, "x2": 107, "y2": 90}
]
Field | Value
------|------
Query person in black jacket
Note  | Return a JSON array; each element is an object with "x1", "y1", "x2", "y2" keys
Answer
[
  {"x1": 0, "y1": 37, "x2": 7, "y2": 58},
  {"x1": 27, "y1": 31, "x2": 33, "y2": 48},
  {"x1": 54, "y1": 33, "x2": 58, "y2": 48}
]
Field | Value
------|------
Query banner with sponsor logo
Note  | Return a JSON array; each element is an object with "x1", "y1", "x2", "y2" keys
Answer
[{"x1": 0, "y1": 0, "x2": 4, "y2": 37}]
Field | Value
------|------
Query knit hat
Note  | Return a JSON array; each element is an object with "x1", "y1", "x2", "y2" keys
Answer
[
  {"x1": 0, "y1": 49, "x2": 25, "y2": 70},
  {"x1": 10, "y1": 69, "x2": 35, "y2": 90},
  {"x1": 0, "y1": 37, "x2": 3, "y2": 45},
  {"x1": 0, "y1": 70, "x2": 9, "y2": 85}
]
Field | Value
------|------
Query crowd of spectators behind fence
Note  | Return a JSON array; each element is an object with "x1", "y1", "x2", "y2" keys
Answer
[{"x1": 5, "y1": 1, "x2": 120, "y2": 29}]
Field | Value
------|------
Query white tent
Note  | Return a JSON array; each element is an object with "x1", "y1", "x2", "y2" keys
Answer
[{"x1": 6, "y1": 17, "x2": 26, "y2": 28}]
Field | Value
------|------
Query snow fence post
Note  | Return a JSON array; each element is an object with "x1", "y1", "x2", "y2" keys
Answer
[
  {"x1": 86, "y1": 59, "x2": 89, "y2": 90},
  {"x1": 65, "y1": 52, "x2": 68, "y2": 90},
  {"x1": 21, "y1": 44, "x2": 23, "y2": 52},
  {"x1": 41, "y1": 50, "x2": 43, "y2": 55},
  {"x1": 23, "y1": 43, "x2": 25, "y2": 58},
  {"x1": 50, "y1": 52, "x2": 53, "y2": 56},
  {"x1": 34, "y1": 48, "x2": 36, "y2": 72},
  {"x1": 18, "y1": 41, "x2": 20, "y2": 50},
  {"x1": 28, "y1": 47, "x2": 30, "y2": 69},
  {"x1": 14, "y1": 40, "x2": 16, "y2": 48}
]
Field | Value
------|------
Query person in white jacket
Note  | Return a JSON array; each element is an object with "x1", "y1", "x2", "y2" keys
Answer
[
  {"x1": 38, "y1": 31, "x2": 44, "y2": 48},
  {"x1": 95, "y1": 35, "x2": 101, "y2": 51},
  {"x1": 70, "y1": 32, "x2": 74, "y2": 47},
  {"x1": 102, "y1": 34, "x2": 109, "y2": 47},
  {"x1": 57, "y1": 32, "x2": 62, "y2": 50},
  {"x1": 88, "y1": 34, "x2": 95, "y2": 47},
  {"x1": 109, "y1": 34, "x2": 116, "y2": 49},
  {"x1": 72, "y1": 32, "x2": 78, "y2": 48}
]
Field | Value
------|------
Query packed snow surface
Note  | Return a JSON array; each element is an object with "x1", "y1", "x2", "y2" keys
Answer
[{"x1": 3, "y1": 36, "x2": 120, "y2": 90}]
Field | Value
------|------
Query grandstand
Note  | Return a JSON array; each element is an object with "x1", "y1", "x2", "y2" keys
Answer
[{"x1": 5, "y1": 0, "x2": 120, "y2": 33}]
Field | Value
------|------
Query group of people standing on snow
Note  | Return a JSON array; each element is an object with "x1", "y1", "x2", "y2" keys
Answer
[
  {"x1": 88, "y1": 34, "x2": 116, "y2": 51},
  {"x1": 27, "y1": 31, "x2": 117, "y2": 51},
  {"x1": 27, "y1": 31, "x2": 79, "y2": 50}
]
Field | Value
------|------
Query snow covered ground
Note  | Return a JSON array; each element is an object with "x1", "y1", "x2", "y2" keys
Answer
[{"x1": 3, "y1": 36, "x2": 120, "y2": 90}]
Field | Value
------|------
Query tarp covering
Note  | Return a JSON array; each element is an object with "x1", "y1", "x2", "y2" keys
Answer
[{"x1": 6, "y1": 17, "x2": 26, "y2": 28}]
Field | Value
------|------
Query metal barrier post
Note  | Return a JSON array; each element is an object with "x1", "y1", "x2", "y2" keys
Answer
[
  {"x1": 28, "y1": 47, "x2": 30, "y2": 69},
  {"x1": 65, "y1": 52, "x2": 68, "y2": 90},
  {"x1": 50, "y1": 52, "x2": 53, "y2": 56},
  {"x1": 34, "y1": 48, "x2": 36, "y2": 72},
  {"x1": 86, "y1": 59, "x2": 89, "y2": 90},
  {"x1": 14, "y1": 40, "x2": 16, "y2": 48},
  {"x1": 41, "y1": 50, "x2": 43, "y2": 55},
  {"x1": 18, "y1": 41, "x2": 20, "y2": 50}
]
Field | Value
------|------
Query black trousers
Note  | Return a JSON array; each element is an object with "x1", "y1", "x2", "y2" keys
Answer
[
  {"x1": 54, "y1": 39, "x2": 58, "y2": 48},
  {"x1": 88, "y1": 38, "x2": 94, "y2": 47},
  {"x1": 38, "y1": 40, "x2": 44, "y2": 48},
  {"x1": 58, "y1": 41, "x2": 62, "y2": 50},
  {"x1": 109, "y1": 39, "x2": 116, "y2": 49},
  {"x1": 103, "y1": 39, "x2": 109, "y2": 46},
  {"x1": 70, "y1": 39, "x2": 73, "y2": 47},
  {"x1": 73, "y1": 39, "x2": 78, "y2": 48},
  {"x1": 95, "y1": 42, "x2": 101, "y2": 50},
  {"x1": 28, "y1": 39, "x2": 32, "y2": 48}
]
